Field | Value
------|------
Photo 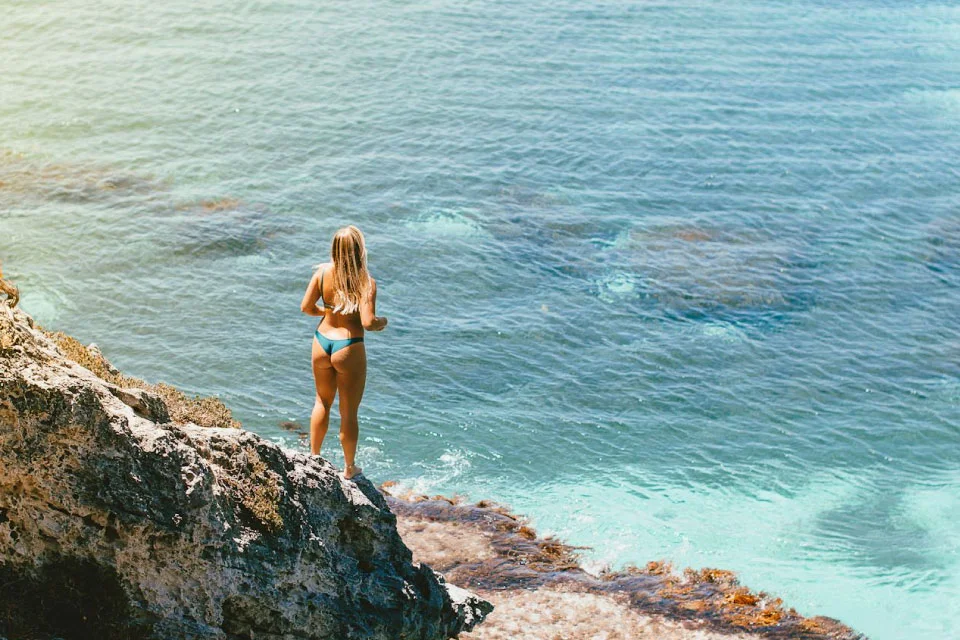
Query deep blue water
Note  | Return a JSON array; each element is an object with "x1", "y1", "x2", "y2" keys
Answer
[{"x1": 2, "y1": 1, "x2": 959, "y2": 637}]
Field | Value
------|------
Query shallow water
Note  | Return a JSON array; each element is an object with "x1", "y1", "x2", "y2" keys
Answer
[{"x1": 2, "y1": 1, "x2": 959, "y2": 637}]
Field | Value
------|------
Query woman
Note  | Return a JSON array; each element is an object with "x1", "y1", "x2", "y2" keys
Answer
[{"x1": 300, "y1": 226, "x2": 387, "y2": 479}]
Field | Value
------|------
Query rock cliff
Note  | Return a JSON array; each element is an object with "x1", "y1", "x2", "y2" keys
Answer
[{"x1": 0, "y1": 301, "x2": 491, "y2": 640}]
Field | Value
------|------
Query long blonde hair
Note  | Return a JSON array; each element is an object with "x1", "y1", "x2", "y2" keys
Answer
[{"x1": 326, "y1": 225, "x2": 371, "y2": 314}]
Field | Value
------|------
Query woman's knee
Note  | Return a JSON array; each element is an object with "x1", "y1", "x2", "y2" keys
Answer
[
  {"x1": 339, "y1": 412, "x2": 359, "y2": 431},
  {"x1": 314, "y1": 395, "x2": 333, "y2": 410}
]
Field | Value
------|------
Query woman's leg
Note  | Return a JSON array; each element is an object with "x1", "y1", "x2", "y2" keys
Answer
[
  {"x1": 332, "y1": 342, "x2": 367, "y2": 477},
  {"x1": 310, "y1": 338, "x2": 337, "y2": 456}
]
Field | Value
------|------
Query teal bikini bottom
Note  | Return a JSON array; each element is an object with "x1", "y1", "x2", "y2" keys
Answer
[{"x1": 315, "y1": 329, "x2": 364, "y2": 356}]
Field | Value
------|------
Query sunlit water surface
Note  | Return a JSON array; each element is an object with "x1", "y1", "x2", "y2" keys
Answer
[{"x1": 2, "y1": 1, "x2": 959, "y2": 638}]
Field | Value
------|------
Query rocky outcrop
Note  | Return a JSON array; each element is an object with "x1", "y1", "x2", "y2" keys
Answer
[
  {"x1": 385, "y1": 487, "x2": 866, "y2": 640},
  {"x1": 0, "y1": 303, "x2": 491, "y2": 640}
]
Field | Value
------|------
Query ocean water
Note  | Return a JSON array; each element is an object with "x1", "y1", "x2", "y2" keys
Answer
[{"x1": 2, "y1": 1, "x2": 959, "y2": 637}]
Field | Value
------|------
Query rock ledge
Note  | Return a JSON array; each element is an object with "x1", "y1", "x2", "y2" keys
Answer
[{"x1": 0, "y1": 304, "x2": 491, "y2": 640}]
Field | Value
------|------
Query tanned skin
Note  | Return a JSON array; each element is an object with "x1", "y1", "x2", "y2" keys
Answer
[{"x1": 300, "y1": 262, "x2": 387, "y2": 479}]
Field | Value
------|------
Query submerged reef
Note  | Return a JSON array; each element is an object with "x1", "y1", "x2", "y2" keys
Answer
[
  {"x1": 0, "y1": 293, "x2": 490, "y2": 640},
  {"x1": 597, "y1": 223, "x2": 820, "y2": 324},
  {"x1": 0, "y1": 149, "x2": 163, "y2": 205},
  {"x1": 384, "y1": 485, "x2": 866, "y2": 640}
]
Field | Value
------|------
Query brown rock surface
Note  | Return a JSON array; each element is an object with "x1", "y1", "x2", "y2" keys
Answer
[
  {"x1": 385, "y1": 487, "x2": 866, "y2": 640},
  {"x1": 0, "y1": 304, "x2": 491, "y2": 640}
]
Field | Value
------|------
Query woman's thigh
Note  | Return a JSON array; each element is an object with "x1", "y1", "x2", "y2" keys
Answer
[
  {"x1": 331, "y1": 342, "x2": 366, "y2": 417},
  {"x1": 311, "y1": 338, "x2": 337, "y2": 405}
]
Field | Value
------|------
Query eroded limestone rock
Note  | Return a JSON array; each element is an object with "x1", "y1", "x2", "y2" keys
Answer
[{"x1": 0, "y1": 306, "x2": 491, "y2": 639}]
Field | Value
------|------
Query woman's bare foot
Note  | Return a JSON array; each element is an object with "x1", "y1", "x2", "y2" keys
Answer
[{"x1": 343, "y1": 464, "x2": 363, "y2": 480}]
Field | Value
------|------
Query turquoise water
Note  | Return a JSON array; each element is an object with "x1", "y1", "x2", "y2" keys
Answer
[{"x1": 2, "y1": 1, "x2": 959, "y2": 637}]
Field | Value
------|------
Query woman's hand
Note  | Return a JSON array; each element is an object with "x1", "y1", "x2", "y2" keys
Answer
[{"x1": 367, "y1": 316, "x2": 388, "y2": 331}]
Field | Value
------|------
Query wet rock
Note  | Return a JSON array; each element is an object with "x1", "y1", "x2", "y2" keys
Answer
[
  {"x1": 385, "y1": 487, "x2": 866, "y2": 640},
  {"x1": 0, "y1": 306, "x2": 491, "y2": 640}
]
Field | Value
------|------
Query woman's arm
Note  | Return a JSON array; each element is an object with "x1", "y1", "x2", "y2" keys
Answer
[
  {"x1": 360, "y1": 278, "x2": 388, "y2": 331},
  {"x1": 300, "y1": 267, "x2": 326, "y2": 317}
]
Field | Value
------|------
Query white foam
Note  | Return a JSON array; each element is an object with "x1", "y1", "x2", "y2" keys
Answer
[
  {"x1": 404, "y1": 211, "x2": 490, "y2": 239},
  {"x1": 904, "y1": 88, "x2": 960, "y2": 115},
  {"x1": 394, "y1": 448, "x2": 474, "y2": 496},
  {"x1": 596, "y1": 271, "x2": 637, "y2": 303},
  {"x1": 18, "y1": 288, "x2": 69, "y2": 325},
  {"x1": 233, "y1": 253, "x2": 271, "y2": 267},
  {"x1": 700, "y1": 322, "x2": 748, "y2": 342}
]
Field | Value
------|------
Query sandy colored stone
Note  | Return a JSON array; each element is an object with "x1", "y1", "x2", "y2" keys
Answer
[
  {"x1": 461, "y1": 587, "x2": 752, "y2": 640},
  {"x1": 396, "y1": 518, "x2": 497, "y2": 569},
  {"x1": 388, "y1": 491, "x2": 866, "y2": 640},
  {"x1": 394, "y1": 514, "x2": 755, "y2": 640}
]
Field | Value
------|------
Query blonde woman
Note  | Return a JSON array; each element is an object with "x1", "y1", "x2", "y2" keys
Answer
[{"x1": 300, "y1": 226, "x2": 387, "y2": 479}]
